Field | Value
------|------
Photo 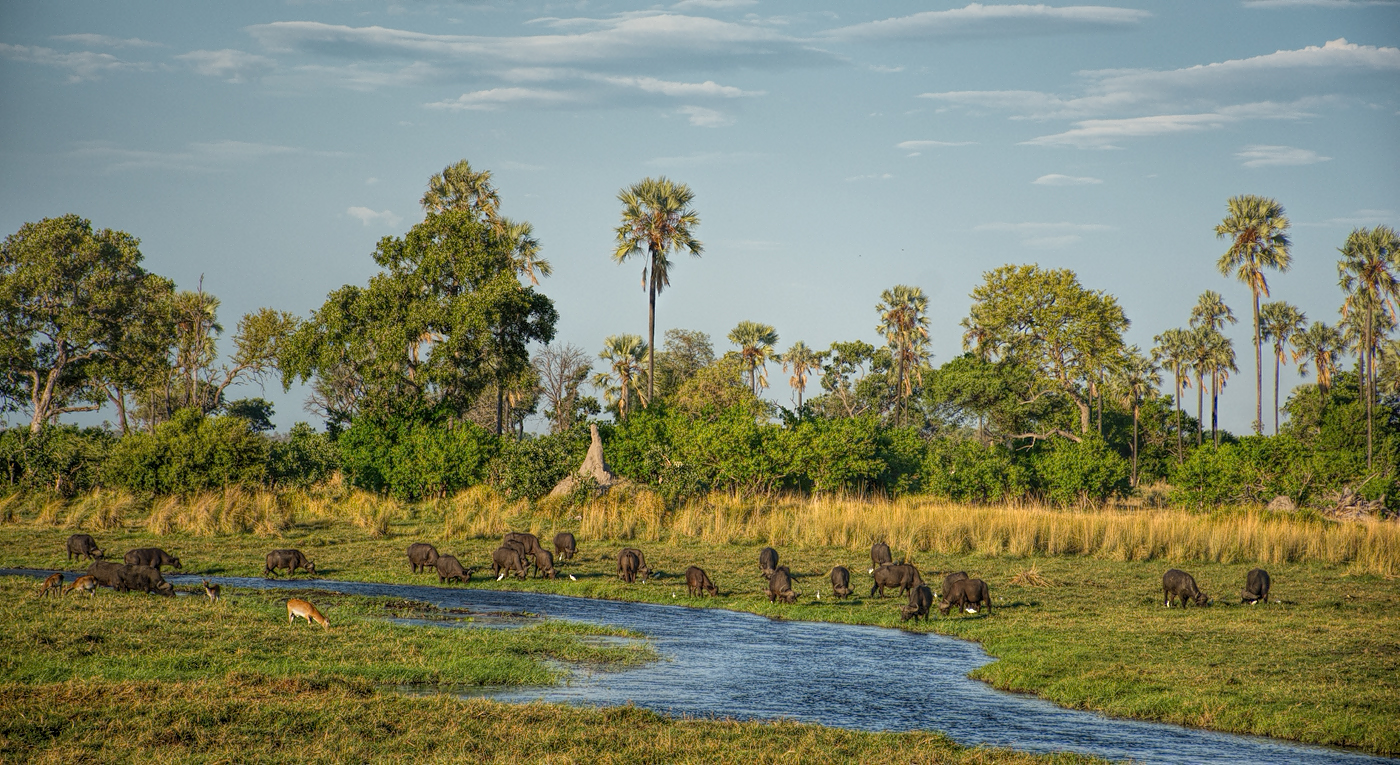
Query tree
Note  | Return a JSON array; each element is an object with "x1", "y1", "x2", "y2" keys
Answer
[
  {"x1": 1111, "y1": 348, "x2": 1160, "y2": 486},
  {"x1": 534, "y1": 342, "x2": 592, "y2": 434},
  {"x1": 612, "y1": 177, "x2": 703, "y2": 405},
  {"x1": 501, "y1": 218, "x2": 552, "y2": 286},
  {"x1": 779, "y1": 341, "x2": 821, "y2": 410},
  {"x1": 961, "y1": 264, "x2": 1129, "y2": 439},
  {"x1": 728, "y1": 321, "x2": 779, "y2": 397},
  {"x1": 1203, "y1": 328, "x2": 1237, "y2": 446},
  {"x1": 1259, "y1": 301, "x2": 1307, "y2": 435},
  {"x1": 876, "y1": 284, "x2": 932, "y2": 426},
  {"x1": 1152, "y1": 328, "x2": 1193, "y2": 461},
  {"x1": 1337, "y1": 225, "x2": 1400, "y2": 468},
  {"x1": 224, "y1": 397, "x2": 276, "y2": 432},
  {"x1": 1293, "y1": 321, "x2": 1349, "y2": 407},
  {"x1": 171, "y1": 286, "x2": 222, "y2": 411},
  {"x1": 0, "y1": 215, "x2": 175, "y2": 433},
  {"x1": 654, "y1": 329, "x2": 715, "y2": 401},
  {"x1": 812, "y1": 340, "x2": 882, "y2": 419},
  {"x1": 1190, "y1": 291, "x2": 1237, "y2": 446},
  {"x1": 593, "y1": 334, "x2": 648, "y2": 422},
  {"x1": 1216, "y1": 195, "x2": 1292, "y2": 435},
  {"x1": 421, "y1": 159, "x2": 500, "y2": 221}
]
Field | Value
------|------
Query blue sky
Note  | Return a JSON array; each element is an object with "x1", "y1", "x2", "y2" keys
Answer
[{"x1": 2, "y1": 0, "x2": 1397, "y2": 434}]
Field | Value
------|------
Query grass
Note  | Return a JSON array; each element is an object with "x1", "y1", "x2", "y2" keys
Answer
[{"x1": 3, "y1": 488, "x2": 1399, "y2": 756}]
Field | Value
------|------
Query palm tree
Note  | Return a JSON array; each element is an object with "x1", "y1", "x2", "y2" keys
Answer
[
  {"x1": 593, "y1": 334, "x2": 648, "y2": 422},
  {"x1": 1186, "y1": 327, "x2": 1214, "y2": 447},
  {"x1": 1191, "y1": 290, "x2": 1237, "y2": 334},
  {"x1": 1216, "y1": 195, "x2": 1292, "y2": 436},
  {"x1": 876, "y1": 285, "x2": 932, "y2": 426},
  {"x1": 421, "y1": 159, "x2": 500, "y2": 221},
  {"x1": 728, "y1": 321, "x2": 779, "y2": 396},
  {"x1": 1203, "y1": 329, "x2": 1237, "y2": 446},
  {"x1": 1292, "y1": 321, "x2": 1348, "y2": 409},
  {"x1": 500, "y1": 218, "x2": 552, "y2": 286},
  {"x1": 1188, "y1": 294, "x2": 1235, "y2": 447},
  {"x1": 1337, "y1": 225, "x2": 1400, "y2": 468},
  {"x1": 1258, "y1": 301, "x2": 1307, "y2": 435},
  {"x1": 780, "y1": 341, "x2": 822, "y2": 410},
  {"x1": 613, "y1": 178, "x2": 703, "y2": 405},
  {"x1": 1153, "y1": 327, "x2": 1194, "y2": 461},
  {"x1": 1111, "y1": 348, "x2": 1160, "y2": 487}
]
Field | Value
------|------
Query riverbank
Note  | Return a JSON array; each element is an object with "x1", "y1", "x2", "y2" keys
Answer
[{"x1": 2, "y1": 516, "x2": 1397, "y2": 756}]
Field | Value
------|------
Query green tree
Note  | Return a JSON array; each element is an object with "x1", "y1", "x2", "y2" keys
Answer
[
  {"x1": 171, "y1": 287, "x2": 222, "y2": 412},
  {"x1": 728, "y1": 321, "x2": 779, "y2": 396},
  {"x1": 1216, "y1": 195, "x2": 1292, "y2": 435},
  {"x1": 500, "y1": 218, "x2": 552, "y2": 286},
  {"x1": 1259, "y1": 301, "x2": 1307, "y2": 435},
  {"x1": 1204, "y1": 328, "x2": 1237, "y2": 447},
  {"x1": 0, "y1": 215, "x2": 175, "y2": 433},
  {"x1": 961, "y1": 264, "x2": 1129, "y2": 438},
  {"x1": 421, "y1": 159, "x2": 500, "y2": 221},
  {"x1": 1337, "y1": 225, "x2": 1400, "y2": 468},
  {"x1": 779, "y1": 341, "x2": 821, "y2": 410},
  {"x1": 653, "y1": 329, "x2": 715, "y2": 401},
  {"x1": 1110, "y1": 348, "x2": 1160, "y2": 487},
  {"x1": 1293, "y1": 321, "x2": 1349, "y2": 407},
  {"x1": 593, "y1": 334, "x2": 648, "y2": 422},
  {"x1": 534, "y1": 342, "x2": 592, "y2": 434},
  {"x1": 1152, "y1": 327, "x2": 1194, "y2": 461},
  {"x1": 876, "y1": 285, "x2": 932, "y2": 426},
  {"x1": 612, "y1": 177, "x2": 703, "y2": 405},
  {"x1": 1190, "y1": 292, "x2": 1237, "y2": 446}
]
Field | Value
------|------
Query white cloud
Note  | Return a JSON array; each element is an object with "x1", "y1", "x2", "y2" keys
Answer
[
  {"x1": 1309, "y1": 209, "x2": 1396, "y2": 226},
  {"x1": 600, "y1": 75, "x2": 761, "y2": 98},
  {"x1": 646, "y1": 151, "x2": 764, "y2": 167},
  {"x1": 427, "y1": 87, "x2": 580, "y2": 110},
  {"x1": 671, "y1": 0, "x2": 758, "y2": 8},
  {"x1": 176, "y1": 49, "x2": 276, "y2": 82},
  {"x1": 974, "y1": 222, "x2": 1112, "y2": 232},
  {"x1": 1021, "y1": 112, "x2": 1234, "y2": 148},
  {"x1": 75, "y1": 140, "x2": 300, "y2": 171},
  {"x1": 677, "y1": 105, "x2": 734, "y2": 127},
  {"x1": 826, "y1": 4, "x2": 1151, "y2": 42},
  {"x1": 1234, "y1": 144, "x2": 1332, "y2": 167},
  {"x1": 1032, "y1": 174, "x2": 1103, "y2": 185},
  {"x1": 1244, "y1": 0, "x2": 1398, "y2": 6},
  {"x1": 845, "y1": 173, "x2": 894, "y2": 181},
  {"x1": 0, "y1": 43, "x2": 151, "y2": 81},
  {"x1": 896, "y1": 139, "x2": 976, "y2": 149},
  {"x1": 347, "y1": 207, "x2": 403, "y2": 227},
  {"x1": 51, "y1": 34, "x2": 161, "y2": 48}
]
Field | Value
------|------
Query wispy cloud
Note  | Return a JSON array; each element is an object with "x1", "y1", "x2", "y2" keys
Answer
[
  {"x1": 646, "y1": 151, "x2": 764, "y2": 167},
  {"x1": 177, "y1": 49, "x2": 276, "y2": 83},
  {"x1": 825, "y1": 4, "x2": 1150, "y2": 42},
  {"x1": 974, "y1": 221, "x2": 1112, "y2": 248},
  {"x1": 1032, "y1": 174, "x2": 1103, "y2": 185},
  {"x1": 677, "y1": 105, "x2": 734, "y2": 126},
  {"x1": 845, "y1": 172, "x2": 894, "y2": 182},
  {"x1": 347, "y1": 207, "x2": 403, "y2": 227},
  {"x1": 1244, "y1": 0, "x2": 1398, "y2": 7},
  {"x1": 0, "y1": 43, "x2": 152, "y2": 81},
  {"x1": 74, "y1": 140, "x2": 302, "y2": 172},
  {"x1": 1234, "y1": 144, "x2": 1332, "y2": 167},
  {"x1": 427, "y1": 87, "x2": 579, "y2": 111},
  {"x1": 1307, "y1": 209, "x2": 1396, "y2": 226},
  {"x1": 671, "y1": 0, "x2": 758, "y2": 8},
  {"x1": 51, "y1": 34, "x2": 162, "y2": 49},
  {"x1": 896, "y1": 139, "x2": 976, "y2": 149}
]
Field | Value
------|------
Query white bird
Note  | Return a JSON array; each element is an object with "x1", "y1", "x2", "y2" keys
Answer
[{"x1": 569, "y1": 574, "x2": 577, "y2": 581}]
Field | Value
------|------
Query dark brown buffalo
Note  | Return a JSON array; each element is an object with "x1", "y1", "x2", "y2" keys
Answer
[
  {"x1": 1241, "y1": 568, "x2": 1271, "y2": 605},
  {"x1": 1163, "y1": 568, "x2": 1209, "y2": 607},
  {"x1": 265, "y1": 549, "x2": 315, "y2": 578},
  {"x1": 870, "y1": 542, "x2": 893, "y2": 572},
  {"x1": 767, "y1": 566, "x2": 797, "y2": 603},
  {"x1": 939, "y1": 578, "x2": 991, "y2": 616},
  {"x1": 86, "y1": 560, "x2": 127, "y2": 589},
  {"x1": 758, "y1": 547, "x2": 779, "y2": 577},
  {"x1": 491, "y1": 547, "x2": 528, "y2": 580},
  {"x1": 901, "y1": 584, "x2": 934, "y2": 622},
  {"x1": 504, "y1": 532, "x2": 546, "y2": 558},
  {"x1": 435, "y1": 555, "x2": 471, "y2": 584},
  {"x1": 66, "y1": 534, "x2": 104, "y2": 562},
  {"x1": 553, "y1": 532, "x2": 577, "y2": 561},
  {"x1": 830, "y1": 566, "x2": 853, "y2": 599},
  {"x1": 870, "y1": 563, "x2": 923, "y2": 598},
  {"x1": 407, "y1": 543, "x2": 440, "y2": 573},
  {"x1": 685, "y1": 565, "x2": 718, "y2": 597},
  {"x1": 117, "y1": 564, "x2": 175, "y2": 597},
  {"x1": 938, "y1": 571, "x2": 969, "y2": 599},
  {"x1": 124, "y1": 547, "x2": 181, "y2": 571},
  {"x1": 621, "y1": 547, "x2": 651, "y2": 583},
  {"x1": 533, "y1": 548, "x2": 557, "y2": 579}
]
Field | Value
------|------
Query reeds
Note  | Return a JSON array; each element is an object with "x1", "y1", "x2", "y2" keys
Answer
[
  {"x1": 442, "y1": 486, "x2": 529, "y2": 540},
  {"x1": 63, "y1": 489, "x2": 139, "y2": 530}
]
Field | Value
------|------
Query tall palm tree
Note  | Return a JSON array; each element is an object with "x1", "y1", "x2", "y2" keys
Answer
[
  {"x1": 613, "y1": 177, "x2": 703, "y2": 405},
  {"x1": 728, "y1": 321, "x2": 779, "y2": 396},
  {"x1": 499, "y1": 218, "x2": 552, "y2": 286},
  {"x1": 1203, "y1": 329, "x2": 1237, "y2": 446},
  {"x1": 780, "y1": 341, "x2": 821, "y2": 410},
  {"x1": 1111, "y1": 348, "x2": 1160, "y2": 487},
  {"x1": 593, "y1": 334, "x2": 648, "y2": 422},
  {"x1": 1216, "y1": 195, "x2": 1292, "y2": 435},
  {"x1": 1337, "y1": 225, "x2": 1400, "y2": 468},
  {"x1": 1292, "y1": 321, "x2": 1348, "y2": 409},
  {"x1": 1189, "y1": 293, "x2": 1235, "y2": 447},
  {"x1": 421, "y1": 159, "x2": 500, "y2": 221},
  {"x1": 1259, "y1": 301, "x2": 1307, "y2": 435},
  {"x1": 1153, "y1": 327, "x2": 1194, "y2": 461},
  {"x1": 876, "y1": 285, "x2": 932, "y2": 426},
  {"x1": 1191, "y1": 290, "x2": 1237, "y2": 334},
  {"x1": 1187, "y1": 326, "x2": 1214, "y2": 447}
]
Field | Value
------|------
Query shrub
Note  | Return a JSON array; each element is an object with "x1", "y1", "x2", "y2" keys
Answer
[
  {"x1": 921, "y1": 438, "x2": 1030, "y2": 503},
  {"x1": 489, "y1": 428, "x2": 589, "y2": 501},
  {"x1": 339, "y1": 416, "x2": 498, "y2": 501},
  {"x1": 0, "y1": 426, "x2": 113, "y2": 496},
  {"x1": 1032, "y1": 436, "x2": 1130, "y2": 506},
  {"x1": 102, "y1": 409, "x2": 267, "y2": 495},
  {"x1": 266, "y1": 423, "x2": 340, "y2": 489}
]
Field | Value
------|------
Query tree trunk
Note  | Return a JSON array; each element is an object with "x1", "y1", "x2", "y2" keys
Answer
[
  {"x1": 1273, "y1": 349, "x2": 1281, "y2": 435},
  {"x1": 646, "y1": 247, "x2": 657, "y2": 407},
  {"x1": 1131, "y1": 402, "x2": 1140, "y2": 487},
  {"x1": 1253, "y1": 291, "x2": 1262, "y2": 435},
  {"x1": 495, "y1": 381, "x2": 504, "y2": 436},
  {"x1": 1195, "y1": 373, "x2": 1204, "y2": 448},
  {"x1": 112, "y1": 387, "x2": 130, "y2": 436},
  {"x1": 1211, "y1": 370, "x2": 1219, "y2": 447},
  {"x1": 1175, "y1": 372, "x2": 1184, "y2": 462},
  {"x1": 1366, "y1": 309, "x2": 1374, "y2": 469}
]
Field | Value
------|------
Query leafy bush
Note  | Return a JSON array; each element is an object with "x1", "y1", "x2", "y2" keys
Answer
[
  {"x1": 339, "y1": 416, "x2": 498, "y2": 501},
  {"x1": 1032, "y1": 436, "x2": 1130, "y2": 506},
  {"x1": 489, "y1": 428, "x2": 589, "y2": 501},
  {"x1": 102, "y1": 408, "x2": 268, "y2": 495},
  {"x1": 921, "y1": 438, "x2": 1030, "y2": 503},
  {"x1": 0, "y1": 426, "x2": 113, "y2": 496},
  {"x1": 266, "y1": 423, "x2": 340, "y2": 489},
  {"x1": 782, "y1": 416, "x2": 886, "y2": 494}
]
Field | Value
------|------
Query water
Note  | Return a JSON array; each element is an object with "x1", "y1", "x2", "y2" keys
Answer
[{"x1": 9, "y1": 569, "x2": 1393, "y2": 765}]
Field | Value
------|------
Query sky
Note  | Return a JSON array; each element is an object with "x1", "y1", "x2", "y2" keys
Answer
[{"x1": 2, "y1": 0, "x2": 1398, "y2": 435}]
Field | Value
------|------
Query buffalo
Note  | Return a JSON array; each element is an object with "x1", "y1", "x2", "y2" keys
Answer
[
  {"x1": 502, "y1": 539, "x2": 531, "y2": 573},
  {"x1": 830, "y1": 566, "x2": 853, "y2": 599},
  {"x1": 1242, "y1": 568, "x2": 1271, "y2": 605},
  {"x1": 66, "y1": 534, "x2": 104, "y2": 562},
  {"x1": 124, "y1": 547, "x2": 181, "y2": 571},
  {"x1": 117, "y1": 564, "x2": 175, "y2": 597},
  {"x1": 870, "y1": 542, "x2": 892, "y2": 572},
  {"x1": 533, "y1": 548, "x2": 557, "y2": 579},
  {"x1": 939, "y1": 578, "x2": 991, "y2": 616},
  {"x1": 938, "y1": 571, "x2": 969, "y2": 599},
  {"x1": 901, "y1": 584, "x2": 934, "y2": 622},
  {"x1": 265, "y1": 549, "x2": 315, "y2": 578},
  {"x1": 685, "y1": 565, "x2": 718, "y2": 597},
  {"x1": 758, "y1": 547, "x2": 779, "y2": 577},
  {"x1": 621, "y1": 547, "x2": 652, "y2": 583},
  {"x1": 86, "y1": 560, "x2": 127, "y2": 589},
  {"x1": 436, "y1": 554, "x2": 472, "y2": 584},
  {"x1": 1163, "y1": 568, "x2": 1209, "y2": 608},
  {"x1": 504, "y1": 532, "x2": 546, "y2": 558},
  {"x1": 617, "y1": 549, "x2": 650, "y2": 584},
  {"x1": 407, "y1": 543, "x2": 440, "y2": 573},
  {"x1": 492, "y1": 547, "x2": 528, "y2": 580},
  {"x1": 767, "y1": 566, "x2": 797, "y2": 604},
  {"x1": 553, "y1": 532, "x2": 577, "y2": 561},
  {"x1": 870, "y1": 563, "x2": 923, "y2": 598}
]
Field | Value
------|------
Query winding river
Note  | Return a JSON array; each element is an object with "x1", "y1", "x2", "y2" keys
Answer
[{"x1": 13, "y1": 570, "x2": 1393, "y2": 765}]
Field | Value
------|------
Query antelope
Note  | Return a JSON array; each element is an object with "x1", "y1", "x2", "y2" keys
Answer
[
  {"x1": 203, "y1": 579, "x2": 221, "y2": 603},
  {"x1": 287, "y1": 598, "x2": 329, "y2": 629},
  {"x1": 63, "y1": 575, "x2": 98, "y2": 597},
  {"x1": 38, "y1": 572, "x2": 63, "y2": 598}
]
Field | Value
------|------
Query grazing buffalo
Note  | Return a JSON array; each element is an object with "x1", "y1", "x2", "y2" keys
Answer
[
  {"x1": 685, "y1": 566, "x2": 718, "y2": 597},
  {"x1": 504, "y1": 532, "x2": 546, "y2": 558},
  {"x1": 118, "y1": 564, "x2": 175, "y2": 597},
  {"x1": 407, "y1": 543, "x2": 440, "y2": 573},
  {"x1": 124, "y1": 547, "x2": 181, "y2": 571},
  {"x1": 1163, "y1": 568, "x2": 1209, "y2": 608},
  {"x1": 553, "y1": 532, "x2": 577, "y2": 561},
  {"x1": 533, "y1": 548, "x2": 557, "y2": 579},
  {"x1": 870, "y1": 563, "x2": 923, "y2": 598},
  {"x1": 939, "y1": 578, "x2": 991, "y2": 616},
  {"x1": 870, "y1": 542, "x2": 893, "y2": 572},
  {"x1": 767, "y1": 566, "x2": 797, "y2": 604},
  {"x1": 86, "y1": 560, "x2": 127, "y2": 589},
  {"x1": 830, "y1": 566, "x2": 853, "y2": 599},
  {"x1": 265, "y1": 549, "x2": 315, "y2": 578},
  {"x1": 758, "y1": 547, "x2": 779, "y2": 577},
  {"x1": 435, "y1": 555, "x2": 471, "y2": 584},
  {"x1": 901, "y1": 584, "x2": 934, "y2": 622},
  {"x1": 938, "y1": 571, "x2": 969, "y2": 599},
  {"x1": 66, "y1": 534, "x2": 104, "y2": 562},
  {"x1": 491, "y1": 547, "x2": 528, "y2": 580},
  {"x1": 621, "y1": 548, "x2": 652, "y2": 583},
  {"x1": 616, "y1": 549, "x2": 645, "y2": 583},
  {"x1": 1241, "y1": 568, "x2": 1271, "y2": 605}
]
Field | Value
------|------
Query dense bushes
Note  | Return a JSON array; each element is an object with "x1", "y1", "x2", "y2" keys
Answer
[
  {"x1": 102, "y1": 409, "x2": 270, "y2": 494},
  {"x1": 338, "y1": 416, "x2": 496, "y2": 501}
]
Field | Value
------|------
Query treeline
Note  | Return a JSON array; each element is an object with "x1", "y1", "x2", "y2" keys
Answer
[{"x1": 2, "y1": 161, "x2": 1396, "y2": 511}]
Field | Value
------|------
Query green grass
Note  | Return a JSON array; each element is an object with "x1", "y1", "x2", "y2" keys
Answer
[{"x1": 3, "y1": 518, "x2": 1398, "y2": 755}]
